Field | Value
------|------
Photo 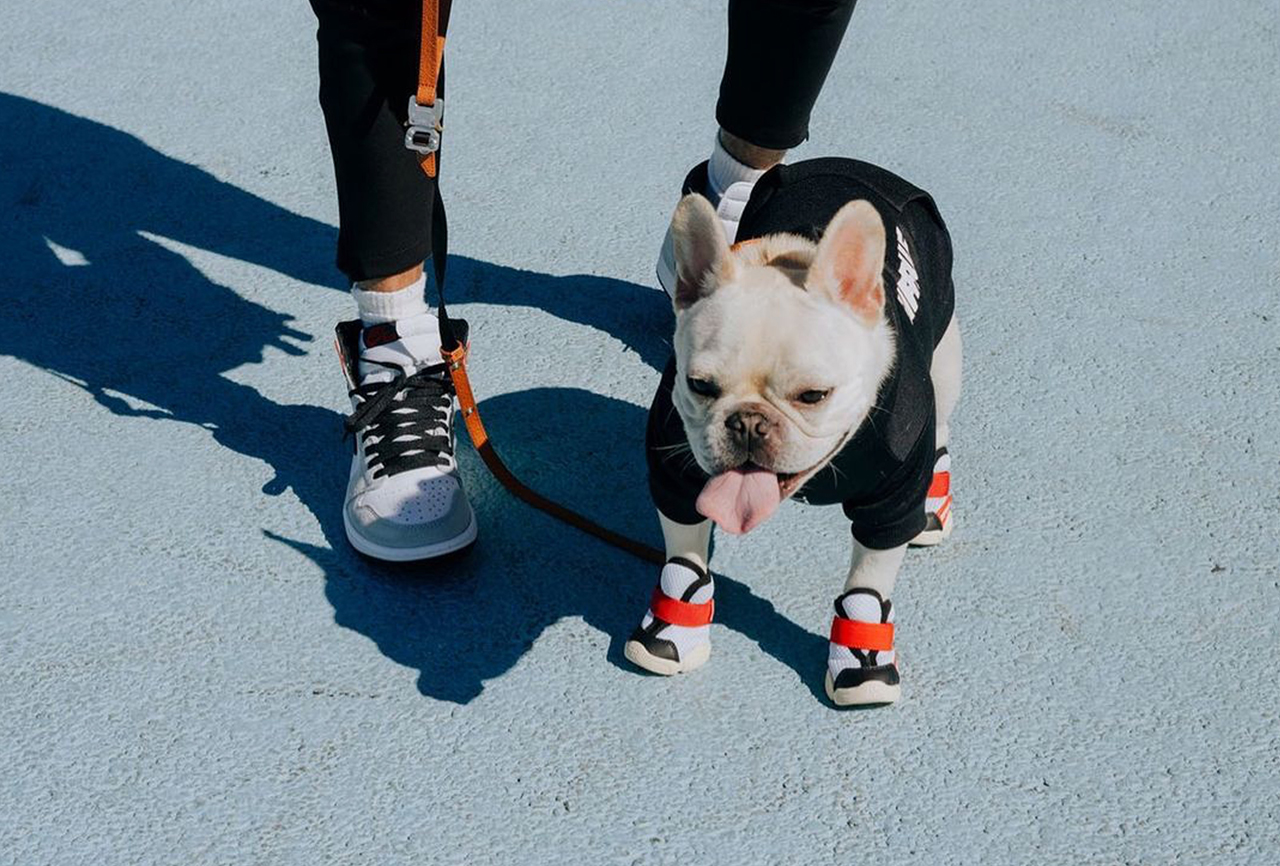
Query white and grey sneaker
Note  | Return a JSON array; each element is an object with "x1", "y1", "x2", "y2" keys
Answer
[
  {"x1": 624, "y1": 557, "x2": 715, "y2": 675},
  {"x1": 335, "y1": 313, "x2": 477, "y2": 561},
  {"x1": 655, "y1": 161, "x2": 758, "y2": 297},
  {"x1": 825, "y1": 588, "x2": 901, "y2": 707}
]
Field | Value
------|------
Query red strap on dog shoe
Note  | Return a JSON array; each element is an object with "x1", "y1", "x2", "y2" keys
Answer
[
  {"x1": 927, "y1": 471, "x2": 951, "y2": 498},
  {"x1": 650, "y1": 588, "x2": 715, "y2": 627},
  {"x1": 830, "y1": 617, "x2": 894, "y2": 651}
]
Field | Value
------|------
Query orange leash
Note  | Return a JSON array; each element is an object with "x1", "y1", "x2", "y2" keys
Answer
[
  {"x1": 441, "y1": 342, "x2": 665, "y2": 565},
  {"x1": 409, "y1": 0, "x2": 664, "y2": 565}
]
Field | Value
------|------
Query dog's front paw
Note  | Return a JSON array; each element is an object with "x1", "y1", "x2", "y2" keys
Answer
[
  {"x1": 624, "y1": 557, "x2": 714, "y2": 675},
  {"x1": 825, "y1": 588, "x2": 901, "y2": 707}
]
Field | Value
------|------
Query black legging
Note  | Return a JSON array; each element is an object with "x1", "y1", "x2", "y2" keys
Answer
[{"x1": 310, "y1": 0, "x2": 858, "y2": 282}]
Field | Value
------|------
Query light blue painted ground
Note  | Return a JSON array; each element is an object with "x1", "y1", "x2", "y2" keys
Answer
[{"x1": 1, "y1": 1, "x2": 1278, "y2": 863}]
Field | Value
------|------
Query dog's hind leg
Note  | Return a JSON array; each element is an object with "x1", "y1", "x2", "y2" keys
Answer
[
  {"x1": 909, "y1": 316, "x2": 963, "y2": 548},
  {"x1": 932, "y1": 316, "x2": 963, "y2": 448}
]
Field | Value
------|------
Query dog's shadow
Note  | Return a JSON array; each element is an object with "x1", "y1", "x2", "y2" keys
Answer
[
  {"x1": 278, "y1": 387, "x2": 830, "y2": 703},
  {"x1": 0, "y1": 92, "x2": 827, "y2": 704}
]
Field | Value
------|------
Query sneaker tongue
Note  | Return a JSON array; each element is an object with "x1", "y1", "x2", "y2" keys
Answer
[
  {"x1": 695, "y1": 467, "x2": 781, "y2": 535},
  {"x1": 358, "y1": 313, "x2": 439, "y2": 383}
]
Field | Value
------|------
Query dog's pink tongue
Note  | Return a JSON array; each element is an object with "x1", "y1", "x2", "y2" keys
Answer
[{"x1": 696, "y1": 467, "x2": 782, "y2": 535}]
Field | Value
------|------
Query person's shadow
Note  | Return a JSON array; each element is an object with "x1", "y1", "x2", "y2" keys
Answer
[{"x1": 0, "y1": 92, "x2": 828, "y2": 704}]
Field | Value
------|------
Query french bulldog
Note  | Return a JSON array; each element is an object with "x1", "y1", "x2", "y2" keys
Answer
[{"x1": 628, "y1": 158, "x2": 962, "y2": 707}]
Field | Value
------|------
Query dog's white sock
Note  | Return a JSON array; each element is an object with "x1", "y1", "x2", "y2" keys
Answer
[
  {"x1": 351, "y1": 275, "x2": 431, "y2": 326},
  {"x1": 706, "y1": 134, "x2": 768, "y2": 244},
  {"x1": 640, "y1": 559, "x2": 713, "y2": 659},
  {"x1": 828, "y1": 589, "x2": 895, "y2": 678}
]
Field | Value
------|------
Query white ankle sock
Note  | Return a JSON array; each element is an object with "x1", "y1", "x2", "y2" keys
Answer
[
  {"x1": 351, "y1": 274, "x2": 430, "y2": 325},
  {"x1": 706, "y1": 133, "x2": 768, "y2": 207}
]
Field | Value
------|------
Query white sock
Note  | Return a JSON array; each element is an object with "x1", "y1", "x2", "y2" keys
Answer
[
  {"x1": 705, "y1": 134, "x2": 770, "y2": 243},
  {"x1": 351, "y1": 274, "x2": 430, "y2": 325},
  {"x1": 707, "y1": 133, "x2": 768, "y2": 206}
]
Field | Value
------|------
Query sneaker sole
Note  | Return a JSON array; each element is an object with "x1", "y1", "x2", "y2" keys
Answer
[
  {"x1": 343, "y1": 505, "x2": 478, "y2": 562},
  {"x1": 824, "y1": 671, "x2": 901, "y2": 707},
  {"x1": 908, "y1": 513, "x2": 953, "y2": 548},
  {"x1": 624, "y1": 639, "x2": 710, "y2": 676}
]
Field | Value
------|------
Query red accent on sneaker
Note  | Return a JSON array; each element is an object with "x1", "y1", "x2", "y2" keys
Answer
[
  {"x1": 927, "y1": 471, "x2": 951, "y2": 499},
  {"x1": 830, "y1": 617, "x2": 894, "y2": 651},
  {"x1": 362, "y1": 322, "x2": 400, "y2": 348},
  {"x1": 650, "y1": 588, "x2": 715, "y2": 627}
]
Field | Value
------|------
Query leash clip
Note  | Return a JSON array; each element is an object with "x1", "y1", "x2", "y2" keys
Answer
[{"x1": 404, "y1": 96, "x2": 444, "y2": 154}]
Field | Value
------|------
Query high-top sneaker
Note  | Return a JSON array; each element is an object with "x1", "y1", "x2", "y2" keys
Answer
[
  {"x1": 335, "y1": 313, "x2": 476, "y2": 561},
  {"x1": 825, "y1": 588, "x2": 901, "y2": 707},
  {"x1": 655, "y1": 162, "x2": 761, "y2": 297},
  {"x1": 909, "y1": 447, "x2": 952, "y2": 547},
  {"x1": 624, "y1": 557, "x2": 715, "y2": 675}
]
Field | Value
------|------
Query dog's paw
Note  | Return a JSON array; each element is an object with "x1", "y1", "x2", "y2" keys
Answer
[
  {"x1": 624, "y1": 557, "x2": 713, "y2": 676},
  {"x1": 825, "y1": 588, "x2": 901, "y2": 707}
]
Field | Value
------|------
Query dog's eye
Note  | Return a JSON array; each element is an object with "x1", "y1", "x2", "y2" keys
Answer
[
  {"x1": 686, "y1": 377, "x2": 720, "y2": 398},
  {"x1": 797, "y1": 389, "x2": 831, "y2": 405}
]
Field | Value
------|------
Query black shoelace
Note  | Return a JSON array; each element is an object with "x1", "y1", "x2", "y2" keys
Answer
[{"x1": 344, "y1": 359, "x2": 454, "y2": 479}]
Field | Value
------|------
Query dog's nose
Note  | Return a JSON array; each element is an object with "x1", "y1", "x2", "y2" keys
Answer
[{"x1": 726, "y1": 410, "x2": 772, "y2": 441}]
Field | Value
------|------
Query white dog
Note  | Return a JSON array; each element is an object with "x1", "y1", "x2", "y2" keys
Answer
[{"x1": 629, "y1": 159, "x2": 962, "y2": 707}]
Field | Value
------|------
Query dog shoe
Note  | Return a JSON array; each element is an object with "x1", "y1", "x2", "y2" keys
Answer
[
  {"x1": 624, "y1": 557, "x2": 714, "y2": 675},
  {"x1": 336, "y1": 316, "x2": 477, "y2": 561},
  {"x1": 909, "y1": 447, "x2": 952, "y2": 547},
  {"x1": 825, "y1": 588, "x2": 901, "y2": 707}
]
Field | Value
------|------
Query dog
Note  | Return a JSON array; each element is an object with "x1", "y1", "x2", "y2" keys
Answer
[{"x1": 628, "y1": 158, "x2": 962, "y2": 707}]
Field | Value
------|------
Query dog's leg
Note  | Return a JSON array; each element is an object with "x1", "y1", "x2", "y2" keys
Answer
[
  {"x1": 932, "y1": 316, "x2": 963, "y2": 448},
  {"x1": 844, "y1": 539, "x2": 906, "y2": 598},
  {"x1": 911, "y1": 317, "x2": 963, "y2": 547},
  {"x1": 659, "y1": 513, "x2": 712, "y2": 571},
  {"x1": 623, "y1": 515, "x2": 715, "y2": 676},
  {"x1": 825, "y1": 539, "x2": 906, "y2": 706}
]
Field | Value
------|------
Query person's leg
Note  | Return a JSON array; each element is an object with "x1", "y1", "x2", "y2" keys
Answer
[
  {"x1": 311, "y1": 0, "x2": 475, "y2": 560},
  {"x1": 717, "y1": 0, "x2": 859, "y2": 160},
  {"x1": 656, "y1": 1, "x2": 858, "y2": 294},
  {"x1": 312, "y1": 0, "x2": 439, "y2": 289},
  {"x1": 709, "y1": 0, "x2": 859, "y2": 198}
]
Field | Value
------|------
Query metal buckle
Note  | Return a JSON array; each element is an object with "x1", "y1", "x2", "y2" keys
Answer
[{"x1": 404, "y1": 96, "x2": 444, "y2": 154}]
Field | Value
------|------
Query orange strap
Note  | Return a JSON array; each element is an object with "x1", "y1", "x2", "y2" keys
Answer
[
  {"x1": 829, "y1": 617, "x2": 894, "y2": 651},
  {"x1": 650, "y1": 588, "x2": 715, "y2": 627},
  {"x1": 927, "y1": 471, "x2": 950, "y2": 498},
  {"x1": 415, "y1": 0, "x2": 446, "y2": 178},
  {"x1": 442, "y1": 342, "x2": 667, "y2": 566}
]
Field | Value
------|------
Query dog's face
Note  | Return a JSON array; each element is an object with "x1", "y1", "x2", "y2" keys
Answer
[{"x1": 669, "y1": 195, "x2": 895, "y2": 533}]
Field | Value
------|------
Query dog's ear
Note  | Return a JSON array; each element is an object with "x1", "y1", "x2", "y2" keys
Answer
[
  {"x1": 671, "y1": 194, "x2": 733, "y2": 310},
  {"x1": 806, "y1": 200, "x2": 886, "y2": 325}
]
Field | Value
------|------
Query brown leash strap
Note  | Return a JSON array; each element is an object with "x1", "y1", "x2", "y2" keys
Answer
[
  {"x1": 412, "y1": 0, "x2": 664, "y2": 566},
  {"x1": 442, "y1": 343, "x2": 667, "y2": 566}
]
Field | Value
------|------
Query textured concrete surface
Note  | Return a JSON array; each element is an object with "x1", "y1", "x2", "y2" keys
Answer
[{"x1": 2, "y1": 1, "x2": 1278, "y2": 863}]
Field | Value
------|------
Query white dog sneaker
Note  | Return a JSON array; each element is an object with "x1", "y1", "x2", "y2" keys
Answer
[
  {"x1": 909, "y1": 447, "x2": 953, "y2": 547},
  {"x1": 624, "y1": 557, "x2": 715, "y2": 675},
  {"x1": 335, "y1": 313, "x2": 477, "y2": 561},
  {"x1": 825, "y1": 588, "x2": 901, "y2": 707}
]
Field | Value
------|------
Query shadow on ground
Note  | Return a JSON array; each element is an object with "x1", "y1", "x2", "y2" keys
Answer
[{"x1": 0, "y1": 93, "x2": 827, "y2": 704}]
